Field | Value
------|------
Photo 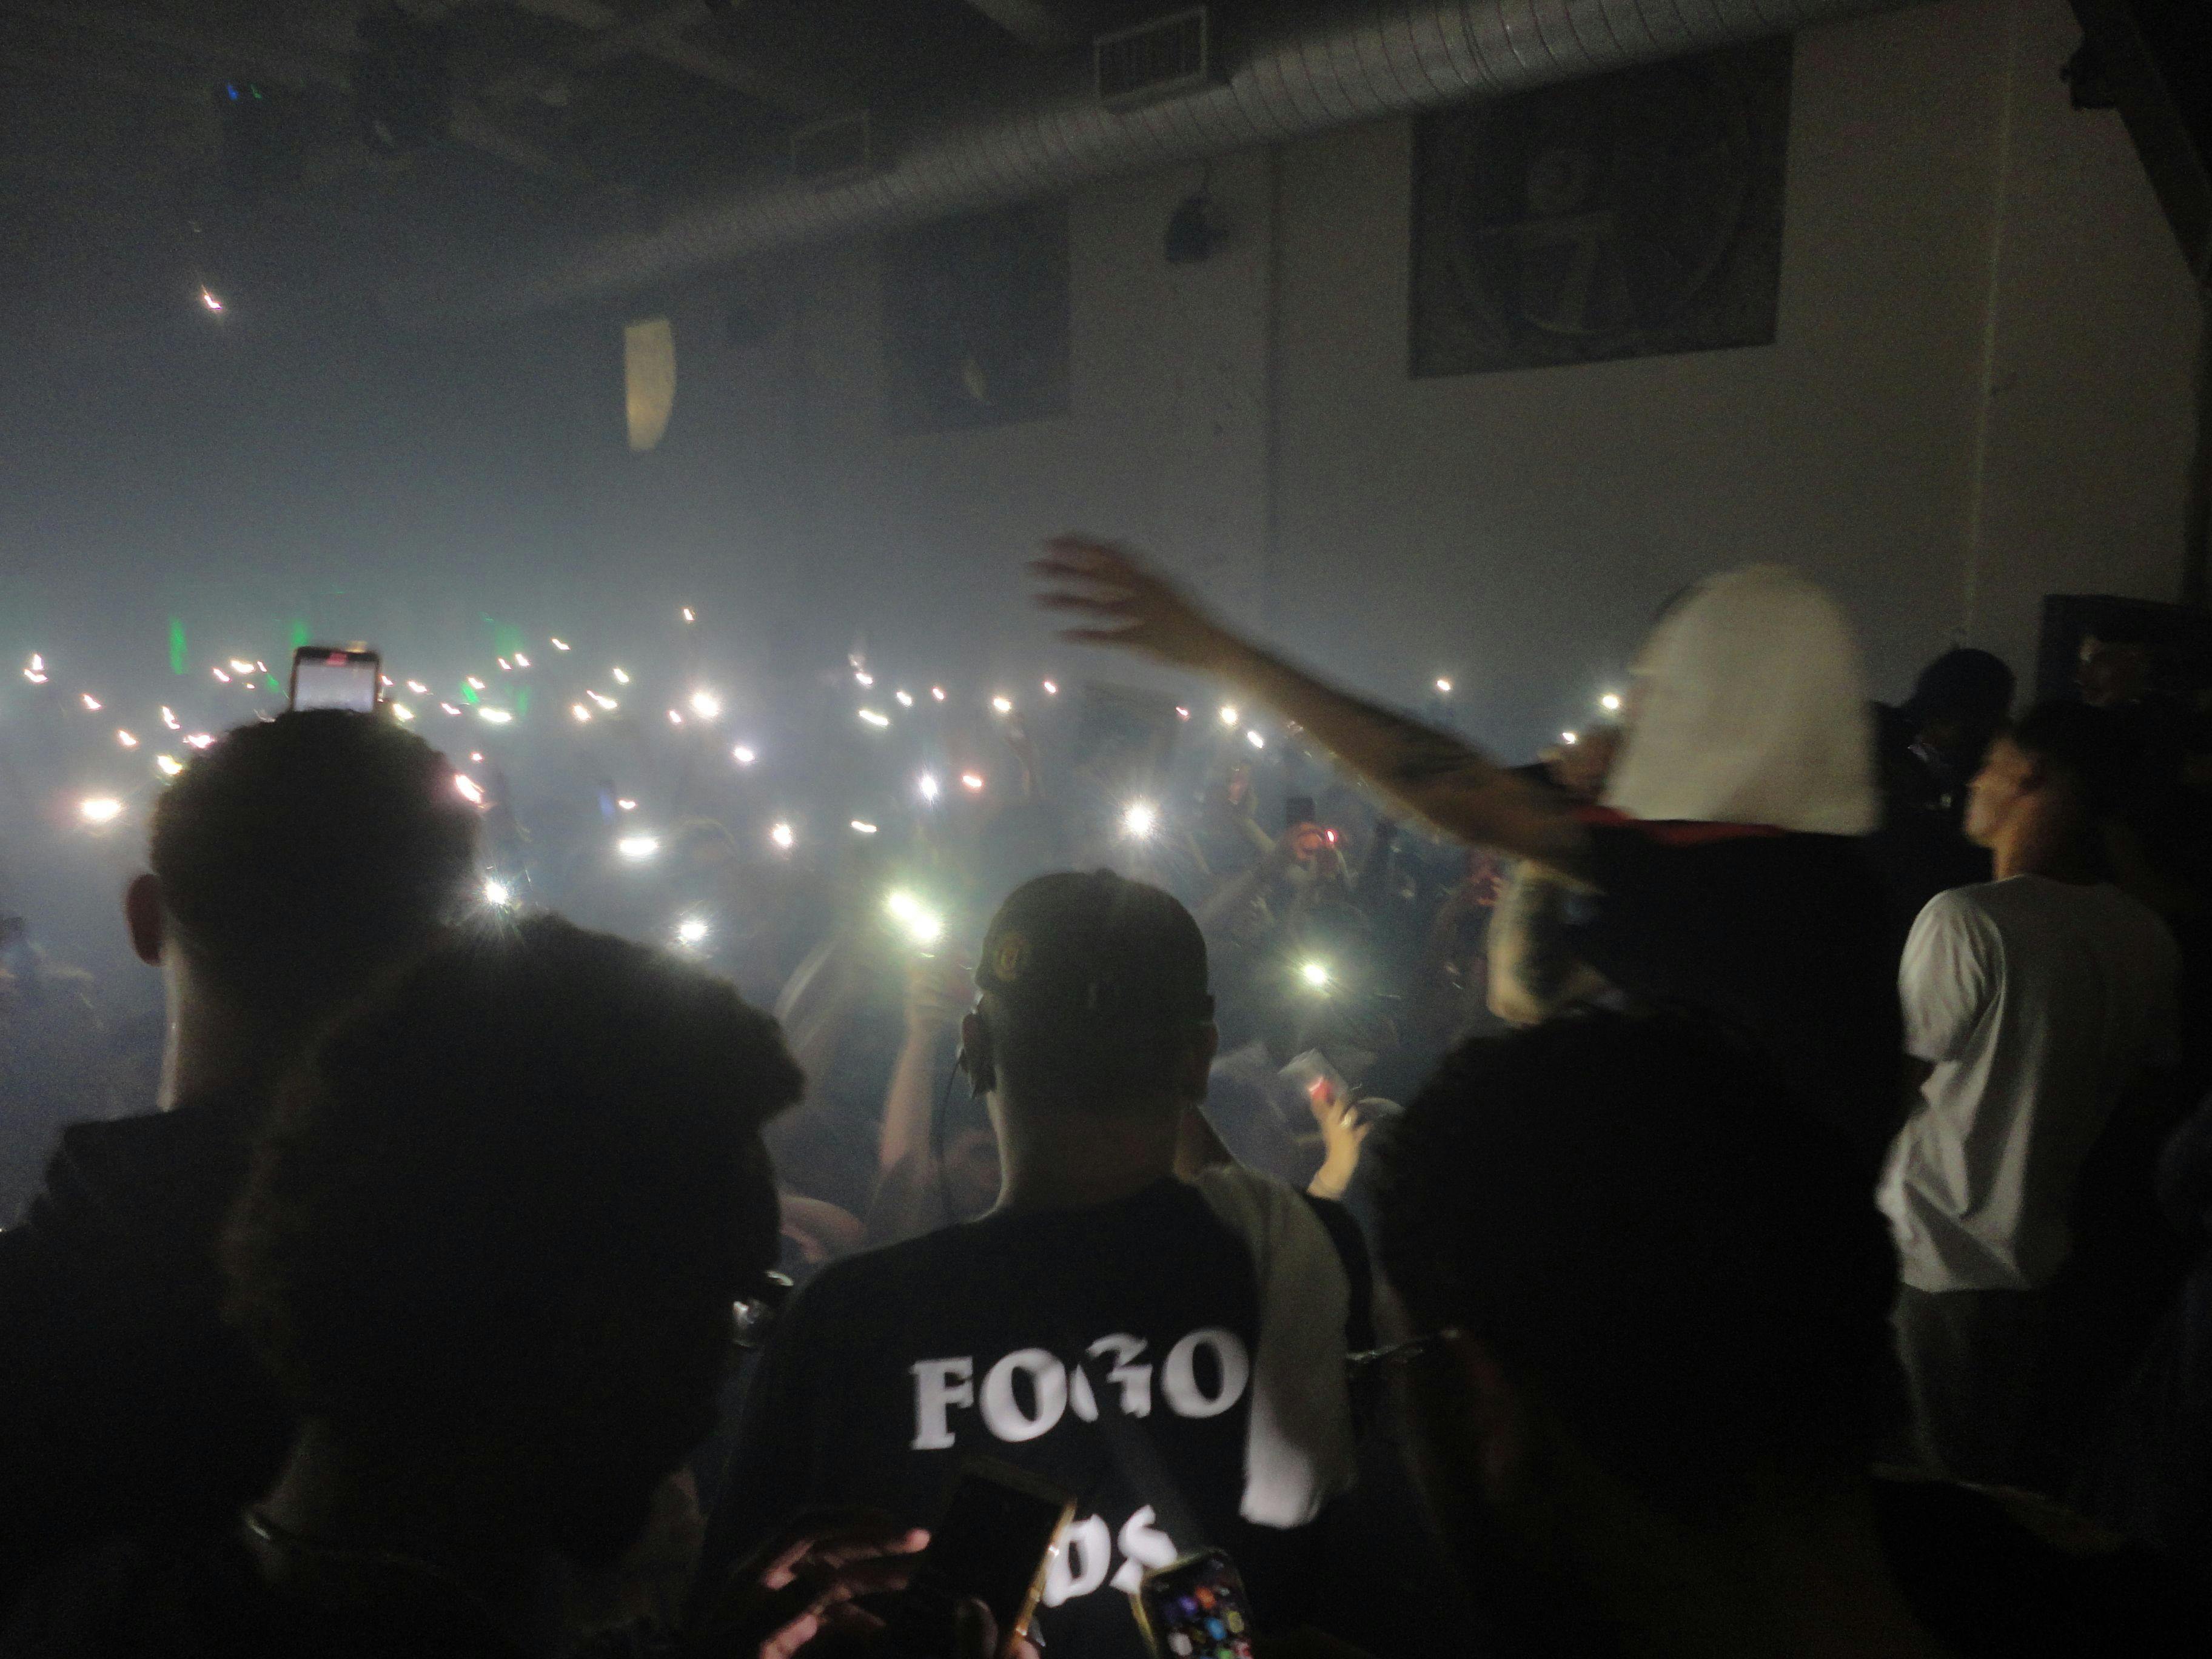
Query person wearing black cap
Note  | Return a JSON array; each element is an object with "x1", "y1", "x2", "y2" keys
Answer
[
  {"x1": 699, "y1": 871, "x2": 1372, "y2": 1659},
  {"x1": 1872, "y1": 648, "x2": 2016, "y2": 925}
]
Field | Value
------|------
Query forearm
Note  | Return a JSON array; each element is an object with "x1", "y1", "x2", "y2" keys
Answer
[
  {"x1": 1211, "y1": 636, "x2": 1585, "y2": 868},
  {"x1": 880, "y1": 1024, "x2": 949, "y2": 1173}
]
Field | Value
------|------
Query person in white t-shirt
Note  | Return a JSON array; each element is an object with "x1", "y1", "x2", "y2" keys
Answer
[{"x1": 1881, "y1": 700, "x2": 2179, "y2": 1488}]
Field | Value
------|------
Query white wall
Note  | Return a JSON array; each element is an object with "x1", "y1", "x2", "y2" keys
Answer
[{"x1": 611, "y1": 0, "x2": 2202, "y2": 750}]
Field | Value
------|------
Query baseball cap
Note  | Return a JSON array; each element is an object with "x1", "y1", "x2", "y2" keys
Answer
[{"x1": 976, "y1": 871, "x2": 1213, "y2": 1030}]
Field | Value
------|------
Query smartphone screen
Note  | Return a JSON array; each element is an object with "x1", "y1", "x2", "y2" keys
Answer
[
  {"x1": 1134, "y1": 1549, "x2": 1255, "y2": 1659},
  {"x1": 290, "y1": 646, "x2": 380, "y2": 712},
  {"x1": 890, "y1": 1459, "x2": 1073, "y2": 1659}
]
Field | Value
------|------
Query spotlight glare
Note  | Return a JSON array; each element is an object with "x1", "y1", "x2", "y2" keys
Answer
[
  {"x1": 1600, "y1": 692, "x2": 1623, "y2": 714},
  {"x1": 116, "y1": 729, "x2": 137, "y2": 748},
  {"x1": 850, "y1": 819, "x2": 879, "y2": 836},
  {"x1": 483, "y1": 879, "x2": 512, "y2": 907},
  {"x1": 1300, "y1": 960, "x2": 1330, "y2": 989},
  {"x1": 885, "y1": 891, "x2": 945, "y2": 947},
  {"x1": 1561, "y1": 731, "x2": 1578, "y2": 745},
  {"x1": 617, "y1": 834, "x2": 660, "y2": 861},
  {"x1": 918, "y1": 772, "x2": 940, "y2": 801},
  {"x1": 155, "y1": 754, "x2": 184, "y2": 777},
  {"x1": 497, "y1": 657, "x2": 512, "y2": 671},
  {"x1": 466, "y1": 677, "x2": 486, "y2": 691},
  {"x1": 732, "y1": 745, "x2": 757, "y2": 766},
  {"x1": 1435, "y1": 678, "x2": 1453, "y2": 695},
  {"x1": 1246, "y1": 729, "x2": 1265, "y2": 749},
  {"x1": 513, "y1": 652, "x2": 530, "y2": 668},
  {"x1": 895, "y1": 689, "x2": 914, "y2": 708},
  {"x1": 587, "y1": 689, "x2": 617, "y2": 710},
  {"x1": 1175, "y1": 706, "x2": 1190, "y2": 720},
  {"x1": 199, "y1": 287, "x2": 223, "y2": 312},
  {"x1": 930, "y1": 686, "x2": 947, "y2": 702},
  {"x1": 858, "y1": 708, "x2": 891, "y2": 729},
  {"x1": 959, "y1": 771, "x2": 985, "y2": 792},
  {"x1": 406, "y1": 680, "x2": 428, "y2": 695},
  {"x1": 454, "y1": 774, "x2": 486, "y2": 805},
  {"x1": 478, "y1": 708, "x2": 514, "y2": 725},
  {"x1": 769, "y1": 820, "x2": 796, "y2": 851},
  {"x1": 551, "y1": 638, "x2": 571, "y2": 651},
  {"x1": 681, "y1": 607, "x2": 695, "y2": 623},
  {"x1": 612, "y1": 667, "x2": 631, "y2": 685},
  {"x1": 667, "y1": 710, "x2": 684, "y2": 726},
  {"x1": 184, "y1": 733, "x2": 215, "y2": 749},
  {"x1": 440, "y1": 703, "x2": 461, "y2": 716},
  {"x1": 81, "y1": 694, "x2": 102, "y2": 711},
  {"x1": 855, "y1": 671, "x2": 874, "y2": 688},
  {"x1": 160, "y1": 706, "x2": 179, "y2": 729},
  {"x1": 677, "y1": 916, "x2": 709, "y2": 945},
  {"x1": 79, "y1": 796, "x2": 123, "y2": 825},
  {"x1": 617, "y1": 798, "x2": 637, "y2": 811},
  {"x1": 391, "y1": 703, "x2": 415, "y2": 723},
  {"x1": 689, "y1": 690, "x2": 721, "y2": 720},
  {"x1": 1122, "y1": 801, "x2": 1157, "y2": 839},
  {"x1": 1219, "y1": 705, "x2": 1238, "y2": 726},
  {"x1": 1042, "y1": 679, "x2": 1058, "y2": 695},
  {"x1": 571, "y1": 703, "x2": 592, "y2": 722}
]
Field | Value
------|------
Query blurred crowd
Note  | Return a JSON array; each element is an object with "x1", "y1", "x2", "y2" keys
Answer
[{"x1": 0, "y1": 544, "x2": 2209, "y2": 1659}]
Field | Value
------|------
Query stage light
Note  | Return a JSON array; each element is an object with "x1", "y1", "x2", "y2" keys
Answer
[
  {"x1": 1219, "y1": 705, "x2": 1238, "y2": 726},
  {"x1": 895, "y1": 689, "x2": 914, "y2": 708},
  {"x1": 587, "y1": 689, "x2": 617, "y2": 710},
  {"x1": 483, "y1": 879, "x2": 512, "y2": 907},
  {"x1": 858, "y1": 708, "x2": 890, "y2": 728},
  {"x1": 1122, "y1": 801, "x2": 1157, "y2": 839},
  {"x1": 959, "y1": 771, "x2": 985, "y2": 792},
  {"x1": 392, "y1": 703, "x2": 415, "y2": 722},
  {"x1": 212, "y1": 668, "x2": 230, "y2": 683},
  {"x1": 991, "y1": 695, "x2": 1013, "y2": 715},
  {"x1": 478, "y1": 708, "x2": 513, "y2": 725},
  {"x1": 1435, "y1": 678, "x2": 1453, "y2": 694},
  {"x1": 689, "y1": 690, "x2": 721, "y2": 720},
  {"x1": 406, "y1": 680, "x2": 428, "y2": 695},
  {"x1": 1300, "y1": 960, "x2": 1330, "y2": 990},
  {"x1": 1600, "y1": 692, "x2": 1623, "y2": 714},
  {"x1": 81, "y1": 694, "x2": 102, "y2": 711},
  {"x1": 497, "y1": 657, "x2": 512, "y2": 671},
  {"x1": 617, "y1": 834, "x2": 660, "y2": 861},
  {"x1": 732, "y1": 745, "x2": 757, "y2": 766},
  {"x1": 681, "y1": 607, "x2": 695, "y2": 623},
  {"x1": 454, "y1": 774, "x2": 486, "y2": 805},
  {"x1": 770, "y1": 821, "x2": 796, "y2": 851},
  {"x1": 572, "y1": 704, "x2": 592, "y2": 722},
  {"x1": 160, "y1": 707, "x2": 179, "y2": 729},
  {"x1": 855, "y1": 671, "x2": 874, "y2": 688},
  {"x1": 918, "y1": 773, "x2": 940, "y2": 801},
  {"x1": 79, "y1": 797, "x2": 123, "y2": 825},
  {"x1": 885, "y1": 890, "x2": 944, "y2": 947},
  {"x1": 617, "y1": 798, "x2": 637, "y2": 811},
  {"x1": 612, "y1": 667, "x2": 631, "y2": 685},
  {"x1": 550, "y1": 638, "x2": 570, "y2": 651},
  {"x1": 513, "y1": 652, "x2": 530, "y2": 668},
  {"x1": 851, "y1": 819, "x2": 879, "y2": 836},
  {"x1": 184, "y1": 733, "x2": 215, "y2": 749},
  {"x1": 667, "y1": 710, "x2": 684, "y2": 726},
  {"x1": 1561, "y1": 731, "x2": 1578, "y2": 745},
  {"x1": 440, "y1": 703, "x2": 461, "y2": 716},
  {"x1": 116, "y1": 729, "x2": 138, "y2": 748},
  {"x1": 155, "y1": 755, "x2": 184, "y2": 777},
  {"x1": 200, "y1": 287, "x2": 223, "y2": 312},
  {"x1": 466, "y1": 676, "x2": 485, "y2": 690},
  {"x1": 1176, "y1": 706, "x2": 1190, "y2": 720},
  {"x1": 1246, "y1": 729, "x2": 1265, "y2": 749},
  {"x1": 677, "y1": 916, "x2": 709, "y2": 945},
  {"x1": 931, "y1": 686, "x2": 947, "y2": 702},
  {"x1": 1042, "y1": 679, "x2": 1058, "y2": 695}
]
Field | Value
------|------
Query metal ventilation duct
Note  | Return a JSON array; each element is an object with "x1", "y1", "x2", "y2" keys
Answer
[{"x1": 393, "y1": 0, "x2": 1911, "y2": 329}]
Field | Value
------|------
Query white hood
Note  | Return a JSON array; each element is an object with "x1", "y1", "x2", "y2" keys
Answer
[{"x1": 1602, "y1": 565, "x2": 1878, "y2": 836}]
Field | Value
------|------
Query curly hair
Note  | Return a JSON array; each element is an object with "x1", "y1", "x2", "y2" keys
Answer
[
  {"x1": 225, "y1": 916, "x2": 803, "y2": 1470},
  {"x1": 149, "y1": 710, "x2": 479, "y2": 1024},
  {"x1": 1375, "y1": 1008, "x2": 1900, "y2": 1519}
]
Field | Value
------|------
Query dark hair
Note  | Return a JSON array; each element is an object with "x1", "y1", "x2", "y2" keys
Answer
[
  {"x1": 1375, "y1": 1010, "x2": 1899, "y2": 1519},
  {"x1": 226, "y1": 916, "x2": 802, "y2": 1555},
  {"x1": 1905, "y1": 647, "x2": 2014, "y2": 728},
  {"x1": 149, "y1": 711, "x2": 479, "y2": 1024},
  {"x1": 2006, "y1": 699, "x2": 2136, "y2": 819}
]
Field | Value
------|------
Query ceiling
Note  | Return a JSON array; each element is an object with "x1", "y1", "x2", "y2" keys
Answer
[{"x1": 0, "y1": 0, "x2": 1173, "y2": 330}]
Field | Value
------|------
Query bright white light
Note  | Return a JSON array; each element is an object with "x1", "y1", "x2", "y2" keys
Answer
[
  {"x1": 1435, "y1": 678, "x2": 1453, "y2": 695},
  {"x1": 379, "y1": 675, "x2": 394, "y2": 689},
  {"x1": 858, "y1": 708, "x2": 891, "y2": 729},
  {"x1": 681, "y1": 607, "x2": 695, "y2": 623},
  {"x1": 160, "y1": 706, "x2": 179, "y2": 729},
  {"x1": 917, "y1": 772, "x2": 940, "y2": 801},
  {"x1": 1300, "y1": 961, "x2": 1330, "y2": 989},
  {"x1": 27, "y1": 653, "x2": 42, "y2": 672},
  {"x1": 894, "y1": 690, "x2": 914, "y2": 708},
  {"x1": 199, "y1": 287, "x2": 222, "y2": 312},
  {"x1": 667, "y1": 710, "x2": 684, "y2": 726},
  {"x1": 572, "y1": 703, "x2": 592, "y2": 722},
  {"x1": 990, "y1": 695, "x2": 1013, "y2": 715},
  {"x1": 960, "y1": 771, "x2": 985, "y2": 792},
  {"x1": 155, "y1": 754, "x2": 184, "y2": 777},
  {"x1": 81, "y1": 694, "x2": 102, "y2": 711},
  {"x1": 22, "y1": 669, "x2": 45, "y2": 685},
  {"x1": 885, "y1": 891, "x2": 944, "y2": 947},
  {"x1": 1600, "y1": 692, "x2": 1623, "y2": 714},
  {"x1": 212, "y1": 668, "x2": 230, "y2": 683},
  {"x1": 855, "y1": 671, "x2": 874, "y2": 688},
  {"x1": 769, "y1": 820, "x2": 796, "y2": 851},
  {"x1": 587, "y1": 689, "x2": 617, "y2": 710},
  {"x1": 466, "y1": 677, "x2": 486, "y2": 691},
  {"x1": 612, "y1": 667, "x2": 631, "y2": 685},
  {"x1": 689, "y1": 691, "x2": 721, "y2": 720},
  {"x1": 79, "y1": 797, "x2": 123, "y2": 825},
  {"x1": 1176, "y1": 706, "x2": 1190, "y2": 721},
  {"x1": 1122, "y1": 801, "x2": 1157, "y2": 839},
  {"x1": 1561, "y1": 731, "x2": 1578, "y2": 745},
  {"x1": 406, "y1": 680, "x2": 428, "y2": 695},
  {"x1": 471, "y1": 753, "x2": 483, "y2": 763},
  {"x1": 116, "y1": 729, "x2": 138, "y2": 748},
  {"x1": 478, "y1": 708, "x2": 514, "y2": 725},
  {"x1": 551, "y1": 638, "x2": 570, "y2": 651},
  {"x1": 229, "y1": 659, "x2": 253, "y2": 675},
  {"x1": 930, "y1": 686, "x2": 947, "y2": 702},
  {"x1": 454, "y1": 774, "x2": 486, "y2": 805},
  {"x1": 440, "y1": 703, "x2": 461, "y2": 716},
  {"x1": 617, "y1": 798, "x2": 637, "y2": 811},
  {"x1": 392, "y1": 703, "x2": 415, "y2": 723},
  {"x1": 617, "y1": 834, "x2": 660, "y2": 862},
  {"x1": 513, "y1": 652, "x2": 530, "y2": 668},
  {"x1": 677, "y1": 916, "x2": 710, "y2": 945},
  {"x1": 497, "y1": 657, "x2": 512, "y2": 672},
  {"x1": 1219, "y1": 705, "x2": 1239, "y2": 726},
  {"x1": 1246, "y1": 729, "x2": 1265, "y2": 749},
  {"x1": 483, "y1": 879, "x2": 512, "y2": 907},
  {"x1": 184, "y1": 732, "x2": 215, "y2": 749},
  {"x1": 1042, "y1": 679, "x2": 1058, "y2": 695},
  {"x1": 732, "y1": 745, "x2": 757, "y2": 766},
  {"x1": 851, "y1": 819, "x2": 879, "y2": 836}
]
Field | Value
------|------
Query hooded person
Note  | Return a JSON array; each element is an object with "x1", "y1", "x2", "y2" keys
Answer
[{"x1": 1030, "y1": 545, "x2": 1906, "y2": 1168}]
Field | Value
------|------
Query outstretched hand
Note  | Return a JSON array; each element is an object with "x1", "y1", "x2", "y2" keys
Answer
[
  {"x1": 1030, "y1": 537, "x2": 1229, "y2": 669},
  {"x1": 683, "y1": 1509, "x2": 926, "y2": 1659}
]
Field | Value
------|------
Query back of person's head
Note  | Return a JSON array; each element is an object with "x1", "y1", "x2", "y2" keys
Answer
[
  {"x1": 1905, "y1": 647, "x2": 2014, "y2": 737},
  {"x1": 2004, "y1": 699, "x2": 2136, "y2": 820},
  {"x1": 225, "y1": 914, "x2": 802, "y2": 1566},
  {"x1": 149, "y1": 711, "x2": 478, "y2": 1026},
  {"x1": 968, "y1": 870, "x2": 1215, "y2": 1116},
  {"x1": 1376, "y1": 1008, "x2": 1897, "y2": 1523}
]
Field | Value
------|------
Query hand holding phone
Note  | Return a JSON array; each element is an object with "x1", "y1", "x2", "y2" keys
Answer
[
  {"x1": 888, "y1": 1460, "x2": 1073, "y2": 1659},
  {"x1": 1133, "y1": 1549, "x2": 1255, "y2": 1659}
]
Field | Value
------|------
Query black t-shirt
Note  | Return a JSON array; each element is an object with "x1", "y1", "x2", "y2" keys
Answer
[
  {"x1": 1566, "y1": 820, "x2": 1906, "y2": 1168},
  {"x1": 705, "y1": 1179, "x2": 1364, "y2": 1659}
]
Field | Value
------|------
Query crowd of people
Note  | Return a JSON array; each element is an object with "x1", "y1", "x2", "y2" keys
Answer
[{"x1": 1, "y1": 537, "x2": 2208, "y2": 1658}]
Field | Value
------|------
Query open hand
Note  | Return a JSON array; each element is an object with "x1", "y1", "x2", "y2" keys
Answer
[
  {"x1": 1030, "y1": 537, "x2": 1228, "y2": 669},
  {"x1": 683, "y1": 1509, "x2": 927, "y2": 1659}
]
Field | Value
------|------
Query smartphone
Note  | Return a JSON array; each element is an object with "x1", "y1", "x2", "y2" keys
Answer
[
  {"x1": 1133, "y1": 1549, "x2": 1255, "y2": 1659},
  {"x1": 890, "y1": 1458, "x2": 1074, "y2": 1659},
  {"x1": 1282, "y1": 795, "x2": 1316, "y2": 833},
  {"x1": 289, "y1": 645, "x2": 381, "y2": 713}
]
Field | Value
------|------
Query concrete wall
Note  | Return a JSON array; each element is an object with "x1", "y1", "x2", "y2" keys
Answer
[{"x1": 567, "y1": 0, "x2": 2204, "y2": 748}]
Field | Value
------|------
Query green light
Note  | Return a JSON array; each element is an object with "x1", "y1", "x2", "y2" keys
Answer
[
  {"x1": 289, "y1": 620, "x2": 310, "y2": 650},
  {"x1": 168, "y1": 618, "x2": 187, "y2": 675},
  {"x1": 458, "y1": 682, "x2": 480, "y2": 705}
]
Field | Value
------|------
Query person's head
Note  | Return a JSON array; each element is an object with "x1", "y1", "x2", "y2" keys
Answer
[
  {"x1": 129, "y1": 711, "x2": 479, "y2": 1072},
  {"x1": 1604, "y1": 565, "x2": 1876, "y2": 834},
  {"x1": 2077, "y1": 630, "x2": 2153, "y2": 709},
  {"x1": 1963, "y1": 700, "x2": 2133, "y2": 870},
  {"x1": 960, "y1": 871, "x2": 1217, "y2": 1122},
  {"x1": 1375, "y1": 1011, "x2": 1897, "y2": 1578},
  {"x1": 226, "y1": 914, "x2": 802, "y2": 1570},
  {"x1": 1903, "y1": 647, "x2": 2014, "y2": 762}
]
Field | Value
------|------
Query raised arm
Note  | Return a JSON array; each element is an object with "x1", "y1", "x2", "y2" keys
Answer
[{"x1": 1031, "y1": 537, "x2": 1590, "y2": 872}]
